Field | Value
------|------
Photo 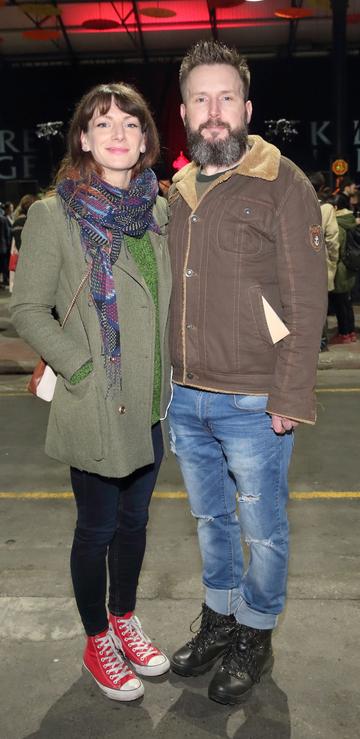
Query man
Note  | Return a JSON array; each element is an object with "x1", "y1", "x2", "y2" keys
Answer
[
  {"x1": 339, "y1": 175, "x2": 358, "y2": 211},
  {"x1": 0, "y1": 211, "x2": 11, "y2": 287},
  {"x1": 167, "y1": 40, "x2": 327, "y2": 705}
]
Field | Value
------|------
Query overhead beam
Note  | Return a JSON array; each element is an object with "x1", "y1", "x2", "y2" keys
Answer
[
  {"x1": 132, "y1": 1, "x2": 148, "y2": 63},
  {"x1": 207, "y1": 1, "x2": 218, "y2": 41},
  {"x1": 50, "y1": 0, "x2": 75, "y2": 60},
  {"x1": 286, "y1": 0, "x2": 303, "y2": 58}
]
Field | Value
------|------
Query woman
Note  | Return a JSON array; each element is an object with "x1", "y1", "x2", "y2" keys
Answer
[
  {"x1": 11, "y1": 83, "x2": 172, "y2": 702},
  {"x1": 329, "y1": 193, "x2": 357, "y2": 344},
  {"x1": 9, "y1": 194, "x2": 38, "y2": 292}
]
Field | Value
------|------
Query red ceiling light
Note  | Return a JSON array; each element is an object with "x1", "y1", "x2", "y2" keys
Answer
[
  {"x1": 21, "y1": 3, "x2": 62, "y2": 17},
  {"x1": 208, "y1": 0, "x2": 245, "y2": 8},
  {"x1": 140, "y1": 5, "x2": 176, "y2": 17},
  {"x1": 22, "y1": 29, "x2": 61, "y2": 40},
  {"x1": 275, "y1": 7, "x2": 314, "y2": 19},
  {"x1": 82, "y1": 18, "x2": 121, "y2": 29}
]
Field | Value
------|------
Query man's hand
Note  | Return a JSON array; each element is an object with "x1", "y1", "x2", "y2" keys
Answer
[{"x1": 270, "y1": 415, "x2": 299, "y2": 434}]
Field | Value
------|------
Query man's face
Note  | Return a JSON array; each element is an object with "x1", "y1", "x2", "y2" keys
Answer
[
  {"x1": 345, "y1": 183, "x2": 357, "y2": 196},
  {"x1": 180, "y1": 64, "x2": 252, "y2": 169}
]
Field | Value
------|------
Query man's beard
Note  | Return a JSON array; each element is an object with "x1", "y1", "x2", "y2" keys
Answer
[{"x1": 185, "y1": 118, "x2": 249, "y2": 169}]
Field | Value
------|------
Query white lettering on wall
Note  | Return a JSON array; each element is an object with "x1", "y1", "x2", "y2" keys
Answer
[
  {"x1": 310, "y1": 121, "x2": 331, "y2": 146},
  {"x1": 0, "y1": 157, "x2": 17, "y2": 179},
  {"x1": 0, "y1": 130, "x2": 20, "y2": 154}
]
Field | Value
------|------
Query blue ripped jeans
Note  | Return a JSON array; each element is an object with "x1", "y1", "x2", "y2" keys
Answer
[{"x1": 169, "y1": 384, "x2": 294, "y2": 630}]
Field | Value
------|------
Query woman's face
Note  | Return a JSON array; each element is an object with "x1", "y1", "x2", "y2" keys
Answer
[{"x1": 80, "y1": 98, "x2": 146, "y2": 188}]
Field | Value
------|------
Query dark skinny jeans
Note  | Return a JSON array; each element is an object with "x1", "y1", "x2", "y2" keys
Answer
[{"x1": 70, "y1": 423, "x2": 163, "y2": 636}]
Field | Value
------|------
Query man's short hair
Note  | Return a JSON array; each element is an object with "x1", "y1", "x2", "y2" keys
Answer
[
  {"x1": 179, "y1": 40, "x2": 250, "y2": 102},
  {"x1": 308, "y1": 171, "x2": 325, "y2": 193},
  {"x1": 336, "y1": 193, "x2": 351, "y2": 210}
]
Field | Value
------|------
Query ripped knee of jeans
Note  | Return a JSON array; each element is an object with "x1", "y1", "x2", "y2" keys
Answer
[
  {"x1": 191, "y1": 510, "x2": 214, "y2": 525},
  {"x1": 237, "y1": 490, "x2": 261, "y2": 504},
  {"x1": 244, "y1": 536, "x2": 275, "y2": 550}
]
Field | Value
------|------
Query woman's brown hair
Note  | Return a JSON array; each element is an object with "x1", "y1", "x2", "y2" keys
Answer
[{"x1": 56, "y1": 82, "x2": 160, "y2": 184}]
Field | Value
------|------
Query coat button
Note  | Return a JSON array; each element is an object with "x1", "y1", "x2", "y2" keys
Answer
[
  {"x1": 186, "y1": 324, "x2": 194, "y2": 329},
  {"x1": 185, "y1": 269, "x2": 194, "y2": 277},
  {"x1": 191, "y1": 215, "x2": 199, "y2": 223},
  {"x1": 244, "y1": 207, "x2": 251, "y2": 215},
  {"x1": 187, "y1": 372, "x2": 194, "y2": 379},
  {"x1": 118, "y1": 405, "x2": 126, "y2": 414}
]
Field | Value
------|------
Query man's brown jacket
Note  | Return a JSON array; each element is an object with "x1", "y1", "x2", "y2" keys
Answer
[{"x1": 168, "y1": 135, "x2": 327, "y2": 424}]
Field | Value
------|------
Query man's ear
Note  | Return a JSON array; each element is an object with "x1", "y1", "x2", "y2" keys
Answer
[
  {"x1": 245, "y1": 100, "x2": 253, "y2": 125},
  {"x1": 180, "y1": 103, "x2": 186, "y2": 126}
]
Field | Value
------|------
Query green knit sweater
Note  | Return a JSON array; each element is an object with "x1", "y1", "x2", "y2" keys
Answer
[
  {"x1": 71, "y1": 232, "x2": 162, "y2": 425},
  {"x1": 125, "y1": 232, "x2": 161, "y2": 425}
]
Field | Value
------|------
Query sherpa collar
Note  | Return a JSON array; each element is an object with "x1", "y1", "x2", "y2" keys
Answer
[{"x1": 171, "y1": 135, "x2": 281, "y2": 211}]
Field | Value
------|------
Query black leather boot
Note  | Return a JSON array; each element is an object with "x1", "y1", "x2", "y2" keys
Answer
[
  {"x1": 208, "y1": 624, "x2": 273, "y2": 704},
  {"x1": 170, "y1": 603, "x2": 237, "y2": 677}
]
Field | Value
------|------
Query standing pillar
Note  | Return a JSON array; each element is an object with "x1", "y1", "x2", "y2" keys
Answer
[{"x1": 330, "y1": 0, "x2": 349, "y2": 160}]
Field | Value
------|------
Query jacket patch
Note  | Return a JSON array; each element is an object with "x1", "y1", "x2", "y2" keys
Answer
[{"x1": 309, "y1": 225, "x2": 322, "y2": 251}]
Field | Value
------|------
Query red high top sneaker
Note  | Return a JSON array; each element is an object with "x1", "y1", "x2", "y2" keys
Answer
[
  {"x1": 83, "y1": 627, "x2": 144, "y2": 701},
  {"x1": 109, "y1": 612, "x2": 170, "y2": 677}
]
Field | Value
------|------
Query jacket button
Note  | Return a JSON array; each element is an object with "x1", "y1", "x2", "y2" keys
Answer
[
  {"x1": 185, "y1": 269, "x2": 194, "y2": 277},
  {"x1": 118, "y1": 405, "x2": 126, "y2": 414},
  {"x1": 187, "y1": 372, "x2": 194, "y2": 379},
  {"x1": 191, "y1": 215, "x2": 198, "y2": 223},
  {"x1": 244, "y1": 207, "x2": 251, "y2": 215},
  {"x1": 186, "y1": 324, "x2": 194, "y2": 329}
]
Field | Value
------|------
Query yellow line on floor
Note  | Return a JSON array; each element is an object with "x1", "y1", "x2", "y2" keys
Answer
[
  {"x1": 316, "y1": 388, "x2": 360, "y2": 393},
  {"x1": 290, "y1": 491, "x2": 360, "y2": 499},
  {"x1": 0, "y1": 391, "x2": 29, "y2": 396},
  {"x1": 0, "y1": 491, "x2": 359, "y2": 500}
]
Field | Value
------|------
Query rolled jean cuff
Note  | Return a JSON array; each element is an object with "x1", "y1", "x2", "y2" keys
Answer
[
  {"x1": 235, "y1": 596, "x2": 278, "y2": 630},
  {"x1": 205, "y1": 586, "x2": 241, "y2": 616}
]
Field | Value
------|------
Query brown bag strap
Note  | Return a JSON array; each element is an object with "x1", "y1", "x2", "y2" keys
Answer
[{"x1": 61, "y1": 265, "x2": 91, "y2": 329}]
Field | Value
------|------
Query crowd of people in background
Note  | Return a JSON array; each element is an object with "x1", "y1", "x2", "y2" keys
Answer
[
  {"x1": 1, "y1": 171, "x2": 359, "y2": 350},
  {"x1": 0, "y1": 194, "x2": 39, "y2": 292},
  {"x1": 308, "y1": 173, "x2": 360, "y2": 349}
]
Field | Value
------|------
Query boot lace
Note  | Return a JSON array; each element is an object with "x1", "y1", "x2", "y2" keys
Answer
[
  {"x1": 95, "y1": 631, "x2": 134, "y2": 684},
  {"x1": 187, "y1": 604, "x2": 234, "y2": 655},
  {"x1": 222, "y1": 626, "x2": 262, "y2": 683},
  {"x1": 115, "y1": 615, "x2": 159, "y2": 661}
]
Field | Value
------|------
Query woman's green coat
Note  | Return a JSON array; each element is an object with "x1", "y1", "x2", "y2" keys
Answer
[{"x1": 11, "y1": 195, "x2": 172, "y2": 477}]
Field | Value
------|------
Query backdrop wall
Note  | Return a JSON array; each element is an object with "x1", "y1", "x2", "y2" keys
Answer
[{"x1": 0, "y1": 56, "x2": 359, "y2": 200}]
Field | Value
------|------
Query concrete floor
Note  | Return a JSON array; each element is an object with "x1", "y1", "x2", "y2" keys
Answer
[{"x1": 0, "y1": 370, "x2": 360, "y2": 739}]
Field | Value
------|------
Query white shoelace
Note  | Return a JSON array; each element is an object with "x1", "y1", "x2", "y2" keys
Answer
[
  {"x1": 95, "y1": 631, "x2": 134, "y2": 684},
  {"x1": 116, "y1": 615, "x2": 159, "y2": 660}
]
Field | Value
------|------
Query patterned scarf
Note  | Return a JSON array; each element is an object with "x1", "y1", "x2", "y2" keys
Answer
[{"x1": 57, "y1": 169, "x2": 160, "y2": 394}]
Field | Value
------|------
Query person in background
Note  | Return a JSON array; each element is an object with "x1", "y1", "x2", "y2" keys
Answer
[
  {"x1": 329, "y1": 193, "x2": 358, "y2": 344},
  {"x1": 0, "y1": 209, "x2": 11, "y2": 287},
  {"x1": 308, "y1": 172, "x2": 340, "y2": 352},
  {"x1": 167, "y1": 40, "x2": 327, "y2": 706},
  {"x1": 11, "y1": 82, "x2": 172, "y2": 702},
  {"x1": 339, "y1": 175, "x2": 358, "y2": 211},
  {"x1": 8, "y1": 194, "x2": 38, "y2": 292},
  {"x1": 4, "y1": 201, "x2": 14, "y2": 227},
  {"x1": 12, "y1": 194, "x2": 38, "y2": 253}
]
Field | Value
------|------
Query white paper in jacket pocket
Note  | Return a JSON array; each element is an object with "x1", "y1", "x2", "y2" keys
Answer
[{"x1": 262, "y1": 297, "x2": 290, "y2": 344}]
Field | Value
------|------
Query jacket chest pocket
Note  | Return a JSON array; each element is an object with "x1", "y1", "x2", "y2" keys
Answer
[{"x1": 216, "y1": 202, "x2": 265, "y2": 257}]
